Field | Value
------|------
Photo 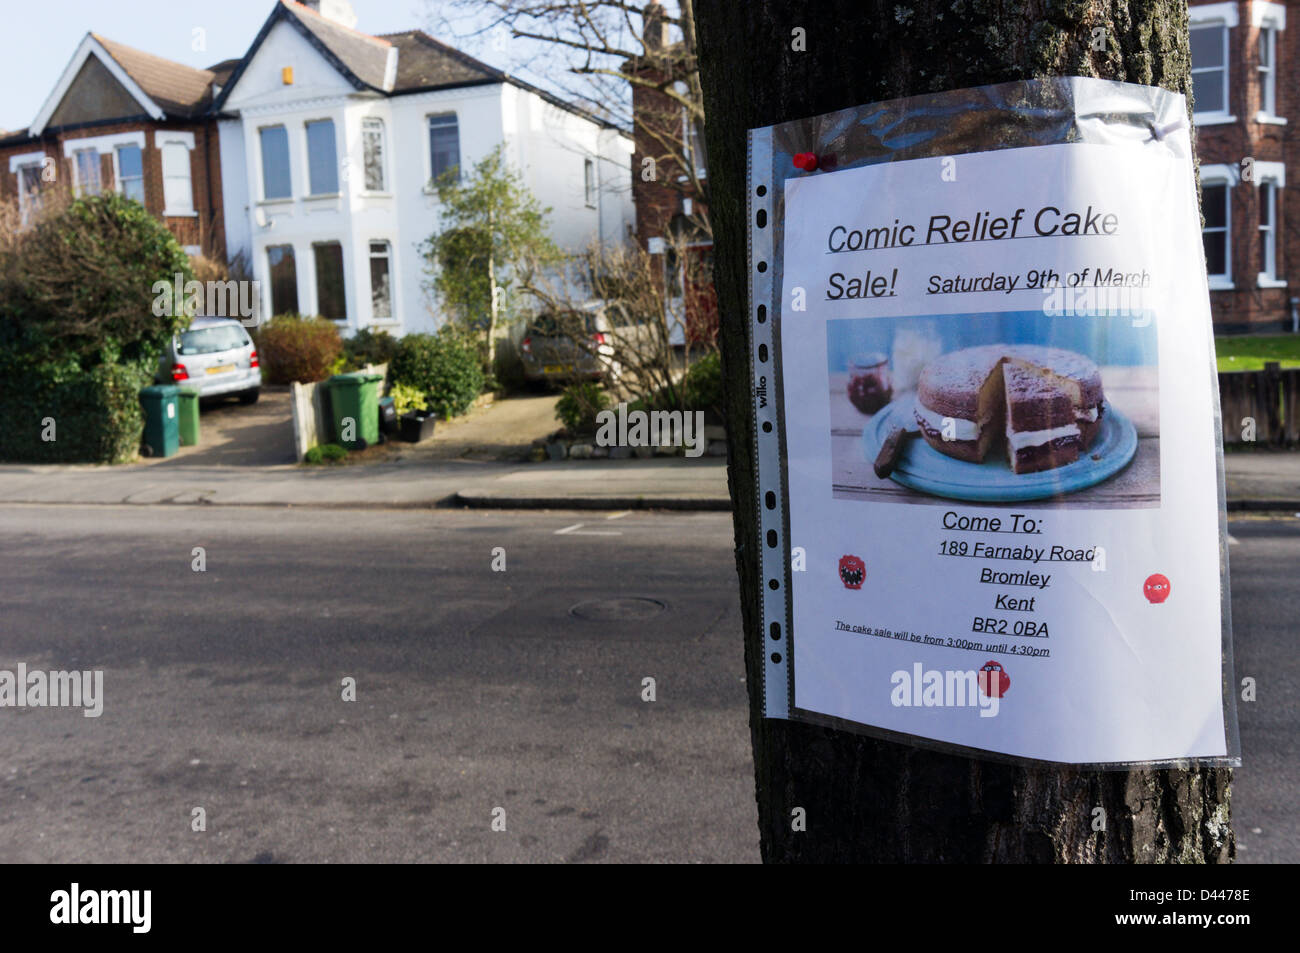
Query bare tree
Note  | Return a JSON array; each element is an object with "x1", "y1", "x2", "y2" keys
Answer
[{"x1": 430, "y1": 1, "x2": 708, "y2": 230}]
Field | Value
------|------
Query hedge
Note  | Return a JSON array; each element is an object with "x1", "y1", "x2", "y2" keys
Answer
[{"x1": 0, "y1": 361, "x2": 151, "y2": 464}]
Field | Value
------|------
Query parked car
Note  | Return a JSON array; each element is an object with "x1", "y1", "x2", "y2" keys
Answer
[
  {"x1": 158, "y1": 316, "x2": 261, "y2": 403},
  {"x1": 519, "y1": 302, "x2": 658, "y2": 384}
]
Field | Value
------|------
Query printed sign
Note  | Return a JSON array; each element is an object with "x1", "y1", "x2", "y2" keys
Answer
[{"x1": 750, "y1": 81, "x2": 1237, "y2": 765}]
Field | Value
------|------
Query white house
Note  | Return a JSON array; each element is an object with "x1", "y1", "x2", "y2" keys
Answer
[{"x1": 214, "y1": 0, "x2": 634, "y2": 336}]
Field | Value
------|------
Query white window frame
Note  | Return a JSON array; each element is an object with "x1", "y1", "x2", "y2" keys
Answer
[
  {"x1": 426, "y1": 112, "x2": 460, "y2": 188},
  {"x1": 311, "y1": 240, "x2": 349, "y2": 325},
  {"x1": 157, "y1": 132, "x2": 196, "y2": 217},
  {"x1": 1189, "y1": 4, "x2": 1239, "y2": 124},
  {"x1": 114, "y1": 143, "x2": 145, "y2": 204},
  {"x1": 1253, "y1": 2, "x2": 1288, "y2": 123},
  {"x1": 71, "y1": 148, "x2": 102, "y2": 196},
  {"x1": 1252, "y1": 161, "x2": 1286, "y2": 287},
  {"x1": 361, "y1": 117, "x2": 388, "y2": 194},
  {"x1": 367, "y1": 240, "x2": 396, "y2": 324},
  {"x1": 304, "y1": 118, "x2": 339, "y2": 197},
  {"x1": 258, "y1": 124, "x2": 293, "y2": 203},
  {"x1": 1201, "y1": 163, "x2": 1237, "y2": 289},
  {"x1": 60, "y1": 133, "x2": 146, "y2": 198},
  {"x1": 583, "y1": 157, "x2": 596, "y2": 208},
  {"x1": 10, "y1": 151, "x2": 47, "y2": 226}
]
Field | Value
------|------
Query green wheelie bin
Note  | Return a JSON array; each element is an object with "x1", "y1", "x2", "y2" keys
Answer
[
  {"x1": 177, "y1": 385, "x2": 201, "y2": 447},
  {"x1": 327, "y1": 372, "x2": 383, "y2": 449},
  {"x1": 139, "y1": 384, "x2": 180, "y2": 458}
]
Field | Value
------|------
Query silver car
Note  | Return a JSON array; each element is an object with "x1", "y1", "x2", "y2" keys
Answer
[{"x1": 158, "y1": 316, "x2": 261, "y2": 403}]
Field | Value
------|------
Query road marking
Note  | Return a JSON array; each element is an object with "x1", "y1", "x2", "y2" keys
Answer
[
  {"x1": 555, "y1": 522, "x2": 622, "y2": 537},
  {"x1": 606, "y1": 511, "x2": 631, "y2": 520},
  {"x1": 1228, "y1": 534, "x2": 1240, "y2": 545}
]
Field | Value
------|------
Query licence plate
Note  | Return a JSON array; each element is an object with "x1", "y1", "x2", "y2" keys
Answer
[
  {"x1": 543, "y1": 364, "x2": 573, "y2": 375},
  {"x1": 206, "y1": 364, "x2": 236, "y2": 375}
]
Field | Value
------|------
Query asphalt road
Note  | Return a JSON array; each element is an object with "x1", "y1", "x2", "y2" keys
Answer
[
  {"x1": 0, "y1": 506, "x2": 1293, "y2": 864},
  {"x1": 0, "y1": 506, "x2": 756, "y2": 863}
]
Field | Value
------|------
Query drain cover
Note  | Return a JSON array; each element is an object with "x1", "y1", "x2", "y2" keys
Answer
[{"x1": 569, "y1": 597, "x2": 667, "y2": 621}]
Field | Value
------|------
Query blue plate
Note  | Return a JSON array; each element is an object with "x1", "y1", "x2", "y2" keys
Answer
[{"x1": 862, "y1": 398, "x2": 1137, "y2": 502}]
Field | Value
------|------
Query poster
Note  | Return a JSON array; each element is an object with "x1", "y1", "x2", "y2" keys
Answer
[{"x1": 749, "y1": 79, "x2": 1238, "y2": 766}]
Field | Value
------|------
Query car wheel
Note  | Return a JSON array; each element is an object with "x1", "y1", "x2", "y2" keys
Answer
[{"x1": 239, "y1": 388, "x2": 260, "y2": 405}]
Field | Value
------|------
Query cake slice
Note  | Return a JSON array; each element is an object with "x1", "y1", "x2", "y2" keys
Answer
[
  {"x1": 1006, "y1": 346, "x2": 1105, "y2": 449},
  {"x1": 1002, "y1": 362, "x2": 1082, "y2": 474},
  {"x1": 914, "y1": 345, "x2": 1006, "y2": 462}
]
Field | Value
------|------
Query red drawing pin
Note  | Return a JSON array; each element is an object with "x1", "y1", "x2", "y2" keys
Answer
[
  {"x1": 978, "y1": 661, "x2": 1011, "y2": 698},
  {"x1": 1143, "y1": 573, "x2": 1171, "y2": 604},
  {"x1": 793, "y1": 152, "x2": 819, "y2": 172}
]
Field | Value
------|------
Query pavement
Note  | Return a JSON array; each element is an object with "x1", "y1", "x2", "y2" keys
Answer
[{"x1": 3, "y1": 447, "x2": 1300, "y2": 511}]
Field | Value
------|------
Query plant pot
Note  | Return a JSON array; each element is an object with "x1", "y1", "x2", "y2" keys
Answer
[{"x1": 400, "y1": 411, "x2": 437, "y2": 443}]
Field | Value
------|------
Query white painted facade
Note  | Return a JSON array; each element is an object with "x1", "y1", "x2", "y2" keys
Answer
[{"x1": 217, "y1": 18, "x2": 633, "y2": 336}]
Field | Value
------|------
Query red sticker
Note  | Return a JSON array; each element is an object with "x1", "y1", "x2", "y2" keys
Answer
[
  {"x1": 1143, "y1": 573, "x2": 1171, "y2": 604},
  {"x1": 978, "y1": 661, "x2": 1010, "y2": 698},
  {"x1": 838, "y1": 554, "x2": 865, "y2": 589}
]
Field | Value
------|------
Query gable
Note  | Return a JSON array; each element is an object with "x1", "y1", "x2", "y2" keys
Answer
[
  {"x1": 46, "y1": 55, "x2": 147, "y2": 127},
  {"x1": 220, "y1": 18, "x2": 361, "y2": 111}
]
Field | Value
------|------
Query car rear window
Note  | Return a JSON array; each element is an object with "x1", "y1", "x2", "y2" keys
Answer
[
  {"x1": 178, "y1": 325, "x2": 250, "y2": 355},
  {"x1": 529, "y1": 312, "x2": 596, "y2": 336}
]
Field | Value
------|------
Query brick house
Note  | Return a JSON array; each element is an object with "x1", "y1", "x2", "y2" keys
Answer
[
  {"x1": 626, "y1": 2, "x2": 715, "y2": 346},
  {"x1": 1190, "y1": 0, "x2": 1296, "y2": 332},
  {"x1": 0, "y1": 32, "x2": 232, "y2": 260}
]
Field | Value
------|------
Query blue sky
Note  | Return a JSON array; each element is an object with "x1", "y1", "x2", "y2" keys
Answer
[{"x1": 0, "y1": 0, "x2": 502, "y2": 132}]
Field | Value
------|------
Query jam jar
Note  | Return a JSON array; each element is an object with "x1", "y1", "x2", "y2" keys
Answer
[{"x1": 847, "y1": 353, "x2": 892, "y2": 415}]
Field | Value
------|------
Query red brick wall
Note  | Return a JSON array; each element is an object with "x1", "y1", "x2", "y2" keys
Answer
[
  {"x1": 0, "y1": 118, "x2": 226, "y2": 262},
  {"x1": 628, "y1": 62, "x2": 716, "y2": 343},
  {"x1": 1192, "y1": 0, "x2": 1298, "y2": 332}
]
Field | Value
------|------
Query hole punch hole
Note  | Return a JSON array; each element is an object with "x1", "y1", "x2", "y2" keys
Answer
[
  {"x1": 767, "y1": 529, "x2": 777, "y2": 547},
  {"x1": 768, "y1": 579, "x2": 779, "y2": 590},
  {"x1": 757, "y1": 184, "x2": 767, "y2": 196},
  {"x1": 770, "y1": 652, "x2": 782, "y2": 664},
  {"x1": 756, "y1": 209, "x2": 767, "y2": 228},
  {"x1": 765, "y1": 491, "x2": 776, "y2": 509},
  {"x1": 762, "y1": 421, "x2": 772, "y2": 433},
  {"x1": 758, "y1": 344, "x2": 768, "y2": 363},
  {"x1": 757, "y1": 304, "x2": 766, "y2": 323},
  {"x1": 770, "y1": 622, "x2": 781, "y2": 640},
  {"x1": 757, "y1": 261, "x2": 767, "y2": 273}
]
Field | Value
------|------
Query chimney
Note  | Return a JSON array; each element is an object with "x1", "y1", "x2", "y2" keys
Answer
[
  {"x1": 643, "y1": 1, "x2": 665, "y2": 51},
  {"x1": 302, "y1": 0, "x2": 358, "y2": 29}
]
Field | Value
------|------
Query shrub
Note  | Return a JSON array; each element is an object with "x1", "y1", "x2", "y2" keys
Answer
[
  {"x1": 390, "y1": 325, "x2": 485, "y2": 419},
  {"x1": 389, "y1": 381, "x2": 429, "y2": 417},
  {"x1": 0, "y1": 361, "x2": 152, "y2": 464},
  {"x1": 304, "y1": 443, "x2": 348, "y2": 464},
  {"x1": 682, "y1": 351, "x2": 723, "y2": 415},
  {"x1": 253, "y1": 314, "x2": 343, "y2": 384},
  {"x1": 555, "y1": 381, "x2": 609, "y2": 435},
  {"x1": 343, "y1": 327, "x2": 400, "y2": 371},
  {"x1": 0, "y1": 192, "x2": 190, "y2": 463}
]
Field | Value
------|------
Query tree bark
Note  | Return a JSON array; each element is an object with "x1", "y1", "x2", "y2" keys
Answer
[{"x1": 693, "y1": 0, "x2": 1234, "y2": 862}]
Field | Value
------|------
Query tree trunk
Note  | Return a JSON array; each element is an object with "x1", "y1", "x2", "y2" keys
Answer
[{"x1": 693, "y1": 0, "x2": 1234, "y2": 863}]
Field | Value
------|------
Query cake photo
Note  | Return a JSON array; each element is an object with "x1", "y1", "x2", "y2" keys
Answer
[
  {"x1": 829, "y1": 311, "x2": 1156, "y2": 507},
  {"x1": 914, "y1": 344, "x2": 1105, "y2": 474}
]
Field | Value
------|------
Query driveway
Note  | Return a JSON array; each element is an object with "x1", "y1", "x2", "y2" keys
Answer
[{"x1": 143, "y1": 387, "x2": 298, "y2": 468}]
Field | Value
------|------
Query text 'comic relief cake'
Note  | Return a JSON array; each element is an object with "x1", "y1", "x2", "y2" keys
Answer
[{"x1": 914, "y1": 344, "x2": 1105, "y2": 474}]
